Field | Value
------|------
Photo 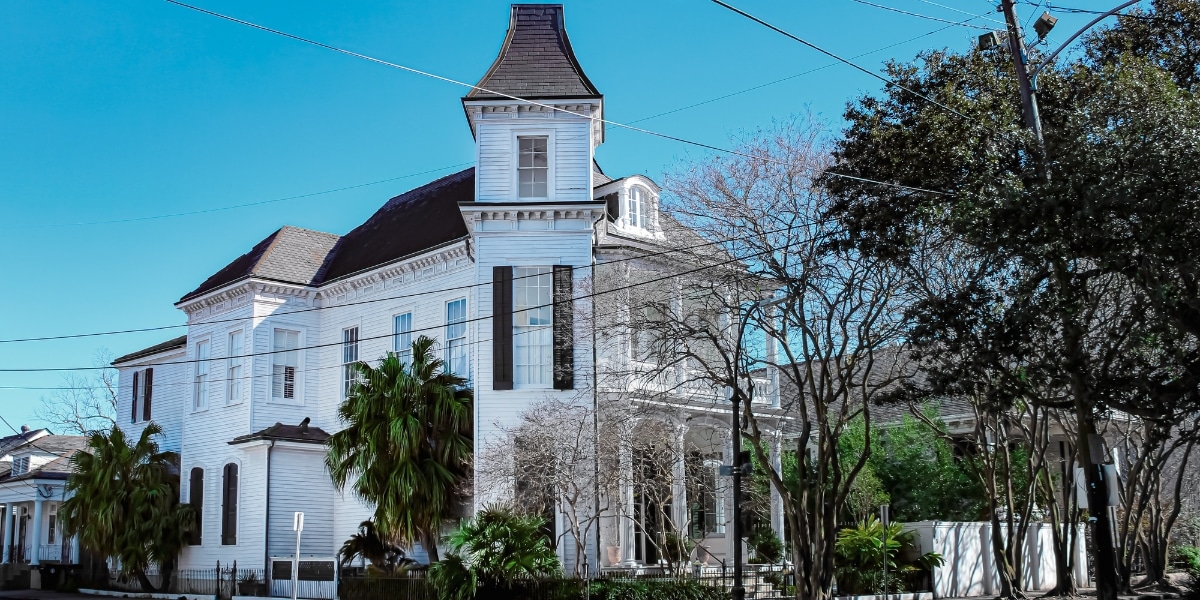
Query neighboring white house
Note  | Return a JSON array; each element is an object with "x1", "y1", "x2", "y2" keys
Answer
[
  {"x1": 108, "y1": 3, "x2": 781, "y2": 577},
  {"x1": 0, "y1": 427, "x2": 86, "y2": 572}
]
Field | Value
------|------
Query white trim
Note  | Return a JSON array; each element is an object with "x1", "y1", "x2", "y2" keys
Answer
[{"x1": 191, "y1": 336, "x2": 212, "y2": 413}]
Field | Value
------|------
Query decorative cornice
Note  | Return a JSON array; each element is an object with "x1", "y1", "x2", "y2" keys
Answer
[
  {"x1": 458, "y1": 202, "x2": 606, "y2": 235},
  {"x1": 315, "y1": 244, "x2": 471, "y2": 305}
]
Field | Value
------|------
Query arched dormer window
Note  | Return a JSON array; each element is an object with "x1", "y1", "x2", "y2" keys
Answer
[{"x1": 627, "y1": 186, "x2": 649, "y2": 229}]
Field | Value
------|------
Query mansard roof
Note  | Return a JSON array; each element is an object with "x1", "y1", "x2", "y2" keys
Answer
[
  {"x1": 113, "y1": 334, "x2": 188, "y2": 365},
  {"x1": 179, "y1": 168, "x2": 476, "y2": 303},
  {"x1": 466, "y1": 4, "x2": 600, "y2": 100},
  {"x1": 179, "y1": 226, "x2": 341, "y2": 302}
]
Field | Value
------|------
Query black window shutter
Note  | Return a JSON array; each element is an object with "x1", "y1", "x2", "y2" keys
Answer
[
  {"x1": 222, "y1": 463, "x2": 238, "y2": 545},
  {"x1": 189, "y1": 467, "x2": 203, "y2": 545},
  {"x1": 131, "y1": 371, "x2": 139, "y2": 424},
  {"x1": 492, "y1": 266, "x2": 514, "y2": 390},
  {"x1": 142, "y1": 368, "x2": 154, "y2": 422},
  {"x1": 553, "y1": 265, "x2": 575, "y2": 390}
]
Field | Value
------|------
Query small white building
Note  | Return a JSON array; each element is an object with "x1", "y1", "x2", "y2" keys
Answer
[{"x1": 106, "y1": 2, "x2": 781, "y2": 577}]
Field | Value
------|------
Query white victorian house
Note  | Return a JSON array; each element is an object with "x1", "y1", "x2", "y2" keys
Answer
[{"x1": 108, "y1": 3, "x2": 784, "y2": 578}]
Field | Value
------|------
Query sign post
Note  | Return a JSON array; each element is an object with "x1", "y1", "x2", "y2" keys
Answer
[
  {"x1": 292, "y1": 512, "x2": 304, "y2": 600},
  {"x1": 880, "y1": 505, "x2": 890, "y2": 600}
]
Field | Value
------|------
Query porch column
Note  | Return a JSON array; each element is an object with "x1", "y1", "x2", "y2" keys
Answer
[
  {"x1": 70, "y1": 534, "x2": 80, "y2": 564},
  {"x1": 765, "y1": 304, "x2": 780, "y2": 408},
  {"x1": 31, "y1": 494, "x2": 44, "y2": 565},
  {"x1": 1, "y1": 505, "x2": 11, "y2": 564},
  {"x1": 770, "y1": 433, "x2": 784, "y2": 541},
  {"x1": 671, "y1": 425, "x2": 687, "y2": 534},
  {"x1": 619, "y1": 427, "x2": 637, "y2": 566}
]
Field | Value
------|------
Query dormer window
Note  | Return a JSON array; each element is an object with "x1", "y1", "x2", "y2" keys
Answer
[
  {"x1": 627, "y1": 186, "x2": 648, "y2": 229},
  {"x1": 518, "y1": 136, "x2": 549, "y2": 198},
  {"x1": 12, "y1": 456, "x2": 29, "y2": 476}
]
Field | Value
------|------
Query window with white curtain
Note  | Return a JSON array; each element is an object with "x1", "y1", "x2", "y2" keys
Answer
[
  {"x1": 393, "y1": 312, "x2": 413, "y2": 365},
  {"x1": 445, "y1": 299, "x2": 468, "y2": 378},
  {"x1": 272, "y1": 329, "x2": 300, "y2": 401},
  {"x1": 226, "y1": 330, "x2": 243, "y2": 404},
  {"x1": 342, "y1": 326, "x2": 360, "y2": 397},
  {"x1": 514, "y1": 267, "x2": 553, "y2": 386},
  {"x1": 193, "y1": 340, "x2": 210, "y2": 410}
]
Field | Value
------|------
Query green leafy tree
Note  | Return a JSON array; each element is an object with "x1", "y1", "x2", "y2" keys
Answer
[
  {"x1": 60, "y1": 423, "x2": 194, "y2": 592},
  {"x1": 428, "y1": 504, "x2": 561, "y2": 600},
  {"x1": 869, "y1": 412, "x2": 984, "y2": 522},
  {"x1": 326, "y1": 336, "x2": 473, "y2": 562}
]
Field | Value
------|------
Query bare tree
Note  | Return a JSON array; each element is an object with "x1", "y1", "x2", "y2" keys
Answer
[
  {"x1": 35, "y1": 349, "x2": 119, "y2": 434},
  {"x1": 663, "y1": 119, "x2": 912, "y2": 600}
]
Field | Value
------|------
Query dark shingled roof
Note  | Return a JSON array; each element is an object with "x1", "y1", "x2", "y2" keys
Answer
[
  {"x1": 179, "y1": 168, "x2": 475, "y2": 301},
  {"x1": 229, "y1": 420, "x2": 331, "y2": 445},
  {"x1": 466, "y1": 4, "x2": 600, "y2": 100},
  {"x1": 319, "y1": 168, "x2": 474, "y2": 282},
  {"x1": 0, "y1": 428, "x2": 50, "y2": 458},
  {"x1": 113, "y1": 335, "x2": 188, "y2": 365},
  {"x1": 179, "y1": 226, "x2": 340, "y2": 303}
]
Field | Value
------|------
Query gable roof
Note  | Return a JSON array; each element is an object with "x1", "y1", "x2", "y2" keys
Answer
[
  {"x1": 0, "y1": 435, "x2": 88, "y2": 483},
  {"x1": 466, "y1": 4, "x2": 600, "y2": 100},
  {"x1": 179, "y1": 226, "x2": 340, "y2": 303},
  {"x1": 113, "y1": 335, "x2": 188, "y2": 365},
  {"x1": 0, "y1": 428, "x2": 50, "y2": 459},
  {"x1": 179, "y1": 168, "x2": 475, "y2": 302}
]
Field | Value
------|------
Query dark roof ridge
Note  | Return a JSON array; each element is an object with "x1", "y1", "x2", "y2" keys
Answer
[{"x1": 113, "y1": 335, "x2": 188, "y2": 365}]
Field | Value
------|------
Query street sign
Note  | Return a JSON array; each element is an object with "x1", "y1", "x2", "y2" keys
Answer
[
  {"x1": 719, "y1": 465, "x2": 734, "y2": 477},
  {"x1": 294, "y1": 512, "x2": 305, "y2": 532}
]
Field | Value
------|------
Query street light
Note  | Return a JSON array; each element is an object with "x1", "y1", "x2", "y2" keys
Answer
[{"x1": 726, "y1": 293, "x2": 791, "y2": 600}]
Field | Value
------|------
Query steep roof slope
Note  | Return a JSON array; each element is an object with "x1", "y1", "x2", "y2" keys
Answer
[
  {"x1": 318, "y1": 168, "x2": 475, "y2": 282},
  {"x1": 179, "y1": 168, "x2": 476, "y2": 303},
  {"x1": 466, "y1": 4, "x2": 600, "y2": 99},
  {"x1": 179, "y1": 226, "x2": 340, "y2": 302}
]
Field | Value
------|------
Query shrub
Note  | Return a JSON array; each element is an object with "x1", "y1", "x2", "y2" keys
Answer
[
  {"x1": 747, "y1": 527, "x2": 784, "y2": 564},
  {"x1": 589, "y1": 579, "x2": 728, "y2": 600},
  {"x1": 833, "y1": 517, "x2": 944, "y2": 595},
  {"x1": 428, "y1": 504, "x2": 560, "y2": 599}
]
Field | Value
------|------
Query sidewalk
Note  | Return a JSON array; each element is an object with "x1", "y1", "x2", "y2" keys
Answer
[{"x1": 0, "y1": 592, "x2": 96, "y2": 600}]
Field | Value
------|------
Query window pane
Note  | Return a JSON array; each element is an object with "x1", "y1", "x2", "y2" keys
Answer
[
  {"x1": 514, "y1": 267, "x2": 553, "y2": 385},
  {"x1": 394, "y1": 313, "x2": 413, "y2": 364},
  {"x1": 446, "y1": 299, "x2": 468, "y2": 378},
  {"x1": 272, "y1": 329, "x2": 300, "y2": 399}
]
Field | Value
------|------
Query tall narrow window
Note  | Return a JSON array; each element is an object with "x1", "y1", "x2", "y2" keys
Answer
[
  {"x1": 189, "y1": 467, "x2": 204, "y2": 545},
  {"x1": 342, "y1": 327, "x2": 360, "y2": 397},
  {"x1": 131, "y1": 370, "x2": 140, "y2": 423},
  {"x1": 393, "y1": 313, "x2": 413, "y2": 365},
  {"x1": 194, "y1": 341, "x2": 210, "y2": 410},
  {"x1": 272, "y1": 329, "x2": 300, "y2": 401},
  {"x1": 518, "y1": 136, "x2": 548, "y2": 198},
  {"x1": 514, "y1": 267, "x2": 553, "y2": 386},
  {"x1": 226, "y1": 331, "x2": 243, "y2": 404},
  {"x1": 627, "y1": 186, "x2": 646, "y2": 228},
  {"x1": 221, "y1": 463, "x2": 238, "y2": 545},
  {"x1": 142, "y1": 368, "x2": 153, "y2": 421},
  {"x1": 446, "y1": 299, "x2": 468, "y2": 378},
  {"x1": 47, "y1": 504, "x2": 56, "y2": 545}
]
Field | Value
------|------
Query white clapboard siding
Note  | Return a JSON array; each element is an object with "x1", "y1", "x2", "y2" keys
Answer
[{"x1": 267, "y1": 447, "x2": 335, "y2": 557}]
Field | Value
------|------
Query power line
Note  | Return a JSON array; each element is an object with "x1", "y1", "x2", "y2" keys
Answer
[
  {"x1": 0, "y1": 228, "x2": 818, "y2": 373},
  {"x1": 914, "y1": 0, "x2": 1008, "y2": 25},
  {"x1": 710, "y1": 0, "x2": 1007, "y2": 137},
  {"x1": 0, "y1": 222, "x2": 812, "y2": 345},
  {"x1": 163, "y1": 0, "x2": 946, "y2": 198},
  {"x1": 848, "y1": 0, "x2": 991, "y2": 29},
  {"x1": 626, "y1": 11, "x2": 995, "y2": 124},
  {"x1": 18, "y1": 163, "x2": 473, "y2": 229}
]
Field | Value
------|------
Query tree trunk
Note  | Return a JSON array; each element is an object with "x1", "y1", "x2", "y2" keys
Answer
[
  {"x1": 1076, "y1": 411, "x2": 1120, "y2": 600},
  {"x1": 135, "y1": 567, "x2": 157, "y2": 593},
  {"x1": 424, "y1": 532, "x2": 440, "y2": 563}
]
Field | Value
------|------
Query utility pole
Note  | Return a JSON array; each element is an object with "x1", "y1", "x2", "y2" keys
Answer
[{"x1": 999, "y1": 0, "x2": 1045, "y2": 147}]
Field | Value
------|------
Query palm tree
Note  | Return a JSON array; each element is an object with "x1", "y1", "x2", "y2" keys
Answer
[
  {"x1": 326, "y1": 335, "x2": 473, "y2": 562},
  {"x1": 337, "y1": 520, "x2": 414, "y2": 573},
  {"x1": 61, "y1": 423, "x2": 194, "y2": 592}
]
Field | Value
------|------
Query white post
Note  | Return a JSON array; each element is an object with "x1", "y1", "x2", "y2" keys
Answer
[
  {"x1": 619, "y1": 428, "x2": 636, "y2": 566},
  {"x1": 672, "y1": 425, "x2": 688, "y2": 535},
  {"x1": 292, "y1": 512, "x2": 304, "y2": 600},
  {"x1": 31, "y1": 494, "x2": 44, "y2": 566},
  {"x1": 769, "y1": 434, "x2": 784, "y2": 543},
  {"x1": 765, "y1": 304, "x2": 780, "y2": 408},
  {"x1": 1, "y1": 505, "x2": 11, "y2": 564}
]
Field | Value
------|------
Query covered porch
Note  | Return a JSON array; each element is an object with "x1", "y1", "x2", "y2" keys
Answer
[{"x1": 0, "y1": 483, "x2": 78, "y2": 566}]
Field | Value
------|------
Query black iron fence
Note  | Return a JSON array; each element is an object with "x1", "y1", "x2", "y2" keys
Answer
[{"x1": 103, "y1": 563, "x2": 267, "y2": 597}]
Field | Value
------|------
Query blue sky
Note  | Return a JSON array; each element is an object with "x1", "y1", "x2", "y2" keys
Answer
[{"x1": 0, "y1": 0, "x2": 1105, "y2": 431}]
